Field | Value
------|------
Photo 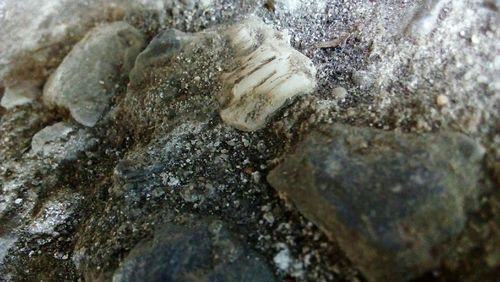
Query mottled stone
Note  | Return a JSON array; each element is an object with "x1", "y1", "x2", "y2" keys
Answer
[
  {"x1": 267, "y1": 124, "x2": 486, "y2": 281},
  {"x1": 31, "y1": 122, "x2": 98, "y2": 161},
  {"x1": 0, "y1": 236, "x2": 17, "y2": 267},
  {"x1": 28, "y1": 196, "x2": 80, "y2": 236},
  {"x1": 43, "y1": 22, "x2": 145, "y2": 127},
  {"x1": 219, "y1": 17, "x2": 317, "y2": 131},
  {"x1": 113, "y1": 219, "x2": 276, "y2": 282}
]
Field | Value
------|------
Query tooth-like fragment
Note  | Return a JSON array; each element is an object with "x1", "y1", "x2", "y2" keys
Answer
[{"x1": 219, "y1": 17, "x2": 317, "y2": 131}]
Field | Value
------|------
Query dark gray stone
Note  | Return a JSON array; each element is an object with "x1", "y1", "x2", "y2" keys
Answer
[
  {"x1": 129, "y1": 29, "x2": 193, "y2": 88},
  {"x1": 267, "y1": 124, "x2": 486, "y2": 281},
  {"x1": 113, "y1": 219, "x2": 276, "y2": 282}
]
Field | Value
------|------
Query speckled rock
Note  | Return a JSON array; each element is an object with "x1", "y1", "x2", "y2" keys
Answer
[
  {"x1": 0, "y1": 236, "x2": 17, "y2": 267},
  {"x1": 113, "y1": 219, "x2": 276, "y2": 282},
  {"x1": 43, "y1": 22, "x2": 145, "y2": 127},
  {"x1": 31, "y1": 122, "x2": 98, "y2": 161},
  {"x1": 268, "y1": 124, "x2": 486, "y2": 281}
]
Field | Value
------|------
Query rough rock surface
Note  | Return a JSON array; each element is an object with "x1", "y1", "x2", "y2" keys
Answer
[
  {"x1": 31, "y1": 122, "x2": 98, "y2": 161},
  {"x1": 268, "y1": 124, "x2": 486, "y2": 281},
  {"x1": 0, "y1": 1, "x2": 499, "y2": 282},
  {"x1": 43, "y1": 22, "x2": 145, "y2": 127}
]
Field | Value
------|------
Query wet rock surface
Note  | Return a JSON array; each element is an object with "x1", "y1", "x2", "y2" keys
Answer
[
  {"x1": 268, "y1": 124, "x2": 487, "y2": 281},
  {"x1": 1, "y1": 1, "x2": 499, "y2": 282}
]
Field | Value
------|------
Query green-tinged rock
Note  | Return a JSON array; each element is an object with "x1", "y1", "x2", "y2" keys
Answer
[
  {"x1": 112, "y1": 219, "x2": 276, "y2": 282},
  {"x1": 267, "y1": 124, "x2": 486, "y2": 281}
]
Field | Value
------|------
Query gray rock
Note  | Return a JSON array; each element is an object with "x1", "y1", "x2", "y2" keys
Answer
[
  {"x1": 43, "y1": 22, "x2": 145, "y2": 127},
  {"x1": 0, "y1": 81, "x2": 40, "y2": 109},
  {"x1": 31, "y1": 122, "x2": 74, "y2": 153},
  {"x1": 129, "y1": 29, "x2": 193, "y2": 88},
  {"x1": 267, "y1": 124, "x2": 486, "y2": 281},
  {"x1": 113, "y1": 219, "x2": 276, "y2": 282},
  {"x1": 31, "y1": 122, "x2": 98, "y2": 161},
  {"x1": 0, "y1": 0, "x2": 163, "y2": 103},
  {"x1": 331, "y1": 87, "x2": 348, "y2": 101}
]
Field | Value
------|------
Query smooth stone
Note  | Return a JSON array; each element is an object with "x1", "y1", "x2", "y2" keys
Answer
[
  {"x1": 31, "y1": 122, "x2": 98, "y2": 161},
  {"x1": 43, "y1": 22, "x2": 145, "y2": 127},
  {"x1": 113, "y1": 219, "x2": 276, "y2": 282},
  {"x1": 267, "y1": 124, "x2": 485, "y2": 281},
  {"x1": 332, "y1": 87, "x2": 348, "y2": 100}
]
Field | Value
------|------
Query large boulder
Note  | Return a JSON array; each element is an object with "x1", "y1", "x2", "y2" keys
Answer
[
  {"x1": 43, "y1": 22, "x2": 145, "y2": 127},
  {"x1": 267, "y1": 124, "x2": 486, "y2": 281}
]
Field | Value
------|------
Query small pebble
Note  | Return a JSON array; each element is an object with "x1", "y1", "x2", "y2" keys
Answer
[
  {"x1": 470, "y1": 34, "x2": 479, "y2": 45},
  {"x1": 332, "y1": 87, "x2": 348, "y2": 101},
  {"x1": 436, "y1": 95, "x2": 449, "y2": 107}
]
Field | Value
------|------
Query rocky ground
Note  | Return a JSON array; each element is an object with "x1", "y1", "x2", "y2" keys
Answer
[{"x1": 0, "y1": 0, "x2": 499, "y2": 281}]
